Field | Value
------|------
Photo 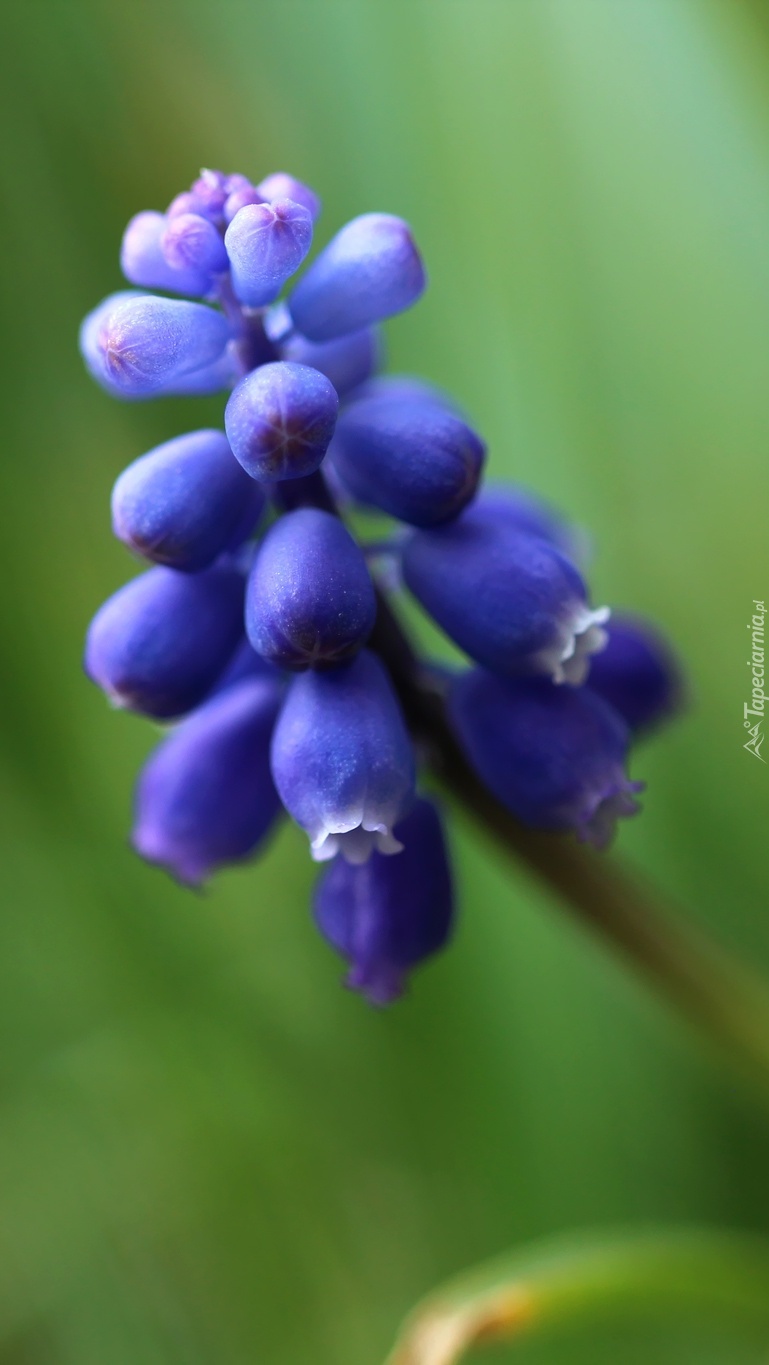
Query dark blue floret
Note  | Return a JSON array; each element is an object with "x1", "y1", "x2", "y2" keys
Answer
[
  {"x1": 225, "y1": 360, "x2": 339, "y2": 482},
  {"x1": 331, "y1": 393, "x2": 485, "y2": 526},
  {"x1": 314, "y1": 798, "x2": 454, "y2": 1005},
  {"x1": 450, "y1": 669, "x2": 642, "y2": 847},
  {"x1": 402, "y1": 507, "x2": 608, "y2": 683},
  {"x1": 246, "y1": 507, "x2": 376, "y2": 670},
  {"x1": 111, "y1": 429, "x2": 264, "y2": 572},
  {"x1": 586, "y1": 615, "x2": 683, "y2": 735},
  {"x1": 133, "y1": 676, "x2": 284, "y2": 885},
  {"x1": 84, "y1": 562, "x2": 245, "y2": 719},
  {"x1": 271, "y1": 649, "x2": 415, "y2": 864},
  {"x1": 288, "y1": 213, "x2": 426, "y2": 341}
]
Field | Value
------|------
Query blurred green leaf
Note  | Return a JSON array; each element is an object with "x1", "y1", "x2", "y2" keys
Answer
[{"x1": 386, "y1": 1228, "x2": 769, "y2": 1365}]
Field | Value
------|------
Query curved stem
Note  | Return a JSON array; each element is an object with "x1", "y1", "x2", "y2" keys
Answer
[
  {"x1": 385, "y1": 1228, "x2": 769, "y2": 1365},
  {"x1": 369, "y1": 590, "x2": 769, "y2": 1095}
]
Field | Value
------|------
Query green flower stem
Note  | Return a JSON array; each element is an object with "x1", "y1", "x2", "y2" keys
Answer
[
  {"x1": 370, "y1": 590, "x2": 769, "y2": 1096},
  {"x1": 385, "y1": 1228, "x2": 769, "y2": 1365}
]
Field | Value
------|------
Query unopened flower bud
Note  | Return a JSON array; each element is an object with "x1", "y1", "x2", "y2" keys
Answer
[
  {"x1": 288, "y1": 213, "x2": 425, "y2": 341},
  {"x1": 111, "y1": 429, "x2": 264, "y2": 572},
  {"x1": 161, "y1": 212, "x2": 229, "y2": 278},
  {"x1": 256, "y1": 172, "x2": 321, "y2": 220},
  {"x1": 225, "y1": 360, "x2": 338, "y2": 482},
  {"x1": 332, "y1": 393, "x2": 485, "y2": 526},
  {"x1": 133, "y1": 678, "x2": 283, "y2": 884},
  {"x1": 84, "y1": 563, "x2": 244, "y2": 719},
  {"x1": 120, "y1": 212, "x2": 211, "y2": 296},
  {"x1": 80, "y1": 293, "x2": 231, "y2": 399},
  {"x1": 225, "y1": 199, "x2": 313, "y2": 307},
  {"x1": 246, "y1": 507, "x2": 376, "y2": 669}
]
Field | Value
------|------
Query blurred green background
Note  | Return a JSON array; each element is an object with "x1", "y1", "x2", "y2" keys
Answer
[{"x1": 2, "y1": 1, "x2": 769, "y2": 1361}]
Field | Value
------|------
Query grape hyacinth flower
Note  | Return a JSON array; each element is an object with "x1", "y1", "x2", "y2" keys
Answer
[
  {"x1": 468, "y1": 482, "x2": 588, "y2": 563},
  {"x1": 121, "y1": 212, "x2": 213, "y2": 296},
  {"x1": 350, "y1": 373, "x2": 461, "y2": 411},
  {"x1": 161, "y1": 212, "x2": 230, "y2": 281},
  {"x1": 223, "y1": 183, "x2": 264, "y2": 224},
  {"x1": 80, "y1": 165, "x2": 681, "y2": 1004},
  {"x1": 256, "y1": 172, "x2": 321, "y2": 220},
  {"x1": 209, "y1": 636, "x2": 283, "y2": 696}
]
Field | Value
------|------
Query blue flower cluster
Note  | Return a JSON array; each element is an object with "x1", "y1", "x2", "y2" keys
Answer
[{"x1": 81, "y1": 168, "x2": 682, "y2": 1005}]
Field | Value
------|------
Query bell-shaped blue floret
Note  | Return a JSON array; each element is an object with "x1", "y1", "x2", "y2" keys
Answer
[
  {"x1": 450, "y1": 669, "x2": 643, "y2": 848},
  {"x1": 225, "y1": 360, "x2": 338, "y2": 482},
  {"x1": 246, "y1": 507, "x2": 376, "y2": 670},
  {"x1": 271, "y1": 649, "x2": 415, "y2": 864},
  {"x1": 586, "y1": 615, "x2": 683, "y2": 736},
  {"x1": 161, "y1": 212, "x2": 229, "y2": 279},
  {"x1": 223, "y1": 183, "x2": 264, "y2": 224},
  {"x1": 288, "y1": 213, "x2": 426, "y2": 341},
  {"x1": 331, "y1": 393, "x2": 485, "y2": 527},
  {"x1": 133, "y1": 677, "x2": 283, "y2": 885},
  {"x1": 112, "y1": 429, "x2": 264, "y2": 572},
  {"x1": 349, "y1": 373, "x2": 459, "y2": 410},
  {"x1": 469, "y1": 483, "x2": 586, "y2": 562},
  {"x1": 84, "y1": 563, "x2": 244, "y2": 719},
  {"x1": 207, "y1": 637, "x2": 284, "y2": 698},
  {"x1": 314, "y1": 798, "x2": 454, "y2": 1005},
  {"x1": 166, "y1": 169, "x2": 231, "y2": 223},
  {"x1": 402, "y1": 507, "x2": 609, "y2": 683}
]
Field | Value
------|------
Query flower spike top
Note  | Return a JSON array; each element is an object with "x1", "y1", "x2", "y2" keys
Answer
[{"x1": 80, "y1": 165, "x2": 683, "y2": 1004}]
